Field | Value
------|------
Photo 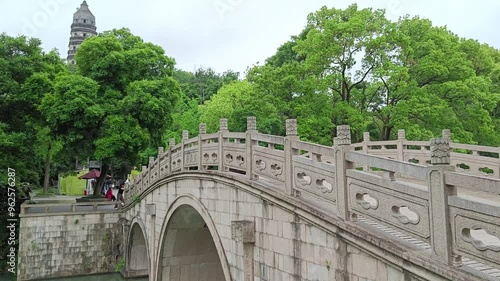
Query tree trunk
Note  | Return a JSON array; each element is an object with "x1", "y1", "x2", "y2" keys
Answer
[
  {"x1": 93, "y1": 163, "x2": 109, "y2": 196},
  {"x1": 43, "y1": 142, "x2": 51, "y2": 194}
]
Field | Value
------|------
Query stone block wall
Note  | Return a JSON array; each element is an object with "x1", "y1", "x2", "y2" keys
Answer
[
  {"x1": 126, "y1": 176, "x2": 456, "y2": 281},
  {"x1": 18, "y1": 212, "x2": 123, "y2": 280}
]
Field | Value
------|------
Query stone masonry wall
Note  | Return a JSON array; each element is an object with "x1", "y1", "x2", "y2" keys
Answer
[
  {"x1": 125, "y1": 175, "x2": 454, "y2": 281},
  {"x1": 18, "y1": 212, "x2": 122, "y2": 280}
]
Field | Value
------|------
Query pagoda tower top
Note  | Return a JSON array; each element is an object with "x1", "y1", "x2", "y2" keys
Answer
[{"x1": 67, "y1": 1, "x2": 97, "y2": 64}]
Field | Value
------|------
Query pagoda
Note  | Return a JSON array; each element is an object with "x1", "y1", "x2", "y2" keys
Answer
[{"x1": 66, "y1": 1, "x2": 97, "y2": 64}]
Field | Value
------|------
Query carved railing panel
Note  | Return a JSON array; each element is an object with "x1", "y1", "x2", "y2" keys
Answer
[
  {"x1": 149, "y1": 161, "x2": 159, "y2": 183},
  {"x1": 222, "y1": 132, "x2": 247, "y2": 172},
  {"x1": 224, "y1": 147, "x2": 247, "y2": 172},
  {"x1": 171, "y1": 145, "x2": 182, "y2": 173},
  {"x1": 292, "y1": 156, "x2": 336, "y2": 203},
  {"x1": 449, "y1": 197, "x2": 500, "y2": 268},
  {"x1": 347, "y1": 170, "x2": 431, "y2": 241},
  {"x1": 252, "y1": 134, "x2": 285, "y2": 182},
  {"x1": 291, "y1": 140, "x2": 336, "y2": 203},
  {"x1": 159, "y1": 153, "x2": 169, "y2": 177},
  {"x1": 183, "y1": 138, "x2": 199, "y2": 169},
  {"x1": 200, "y1": 133, "x2": 219, "y2": 168},
  {"x1": 141, "y1": 169, "x2": 149, "y2": 192},
  {"x1": 451, "y1": 153, "x2": 498, "y2": 178}
]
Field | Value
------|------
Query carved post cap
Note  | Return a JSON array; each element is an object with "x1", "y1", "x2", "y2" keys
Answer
[
  {"x1": 286, "y1": 119, "x2": 297, "y2": 136},
  {"x1": 158, "y1": 147, "x2": 164, "y2": 155},
  {"x1": 199, "y1": 123, "x2": 206, "y2": 134},
  {"x1": 363, "y1": 132, "x2": 370, "y2": 142},
  {"x1": 182, "y1": 130, "x2": 189, "y2": 140},
  {"x1": 169, "y1": 138, "x2": 176, "y2": 148},
  {"x1": 430, "y1": 137, "x2": 450, "y2": 165},
  {"x1": 149, "y1": 156, "x2": 155, "y2": 164},
  {"x1": 219, "y1": 118, "x2": 228, "y2": 131},
  {"x1": 398, "y1": 129, "x2": 406, "y2": 140},
  {"x1": 141, "y1": 165, "x2": 147, "y2": 172},
  {"x1": 334, "y1": 125, "x2": 351, "y2": 146},
  {"x1": 442, "y1": 129, "x2": 451, "y2": 139},
  {"x1": 247, "y1": 116, "x2": 257, "y2": 131}
]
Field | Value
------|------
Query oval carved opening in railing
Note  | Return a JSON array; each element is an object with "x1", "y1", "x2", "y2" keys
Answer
[
  {"x1": 236, "y1": 155, "x2": 244, "y2": 165},
  {"x1": 255, "y1": 159, "x2": 266, "y2": 171},
  {"x1": 479, "y1": 167, "x2": 494, "y2": 175},
  {"x1": 315, "y1": 179, "x2": 333, "y2": 194},
  {"x1": 355, "y1": 193, "x2": 379, "y2": 210},
  {"x1": 407, "y1": 145, "x2": 421, "y2": 150},
  {"x1": 270, "y1": 164, "x2": 283, "y2": 176},
  {"x1": 456, "y1": 163, "x2": 471, "y2": 171},
  {"x1": 461, "y1": 228, "x2": 500, "y2": 251},
  {"x1": 226, "y1": 154, "x2": 233, "y2": 163},
  {"x1": 296, "y1": 172, "x2": 311, "y2": 185},
  {"x1": 408, "y1": 158, "x2": 420, "y2": 164},
  {"x1": 391, "y1": 206, "x2": 420, "y2": 225}
]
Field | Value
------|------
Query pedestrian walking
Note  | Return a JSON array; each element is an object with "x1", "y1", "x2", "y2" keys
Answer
[{"x1": 114, "y1": 181, "x2": 126, "y2": 209}]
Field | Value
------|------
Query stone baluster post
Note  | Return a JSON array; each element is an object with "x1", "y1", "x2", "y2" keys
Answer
[
  {"x1": 157, "y1": 147, "x2": 163, "y2": 177},
  {"x1": 334, "y1": 125, "x2": 354, "y2": 221},
  {"x1": 148, "y1": 157, "x2": 154, "y2": 187},
  {"x1": 362, "y1": 132, "x2": 370, "y2": 171},
  {"x1": 181, "y1": 130, "x2": 189, "y2": 171},
  {"x1": 397, "y1": 129, "x2": 406, "y2": 162},
  {"x1": 246, "y1": 117, "x2": 257, "y2": 180},
  {"x1": 198, "y1": 123, "x2": 207, "y2": 171},
  {"x1": 442, "y1": 129, "x2": 451, "y2": 141},
  {"x1": 168, "y1": 138, "x2": 175, "y2": 175},
  {"x1": 141, "y1": 165, "x2": 147, "y2": 192},
  {"x1": 427, "y1": 137, "x2": 457, "y2": 265},
  {"x1": 285, "y1": 119, "x2": 299, "y2": 196},
  {"x1": 219, "y1": 119, "x2": 228, "y2": 172}
]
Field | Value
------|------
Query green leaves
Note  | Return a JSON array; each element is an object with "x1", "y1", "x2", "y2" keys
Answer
[
  {"x1": 200, "y1": 80, "x2": 281, "y2": 134},
  {"x1": 239, "y1": 5, "x2": 500, "y2": 146},
  {"x1": 39, "y1": 29, "x2": 181, "y2": 190}
]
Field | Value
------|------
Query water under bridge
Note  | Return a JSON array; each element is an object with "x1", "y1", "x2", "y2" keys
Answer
[{"x1": 17, "y1": 117, "x2": 500, "y2": 281}]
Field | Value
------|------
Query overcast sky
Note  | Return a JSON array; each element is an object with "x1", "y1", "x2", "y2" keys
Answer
[{"x1": 1, "y1": 0, "x2": 499, "y2": 76}]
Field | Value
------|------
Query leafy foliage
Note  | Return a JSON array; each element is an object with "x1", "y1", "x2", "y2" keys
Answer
[{"x1": 40, "y1": 28, "x2": 181, "y2": 195}]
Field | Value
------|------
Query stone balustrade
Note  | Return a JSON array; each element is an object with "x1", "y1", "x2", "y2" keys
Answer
[
  {"x1": 20, "y1": 201, "x2": 117, "y2": 215},
  {"x1": 127, "y1": 117, "x2": 500, "y2": 272}
]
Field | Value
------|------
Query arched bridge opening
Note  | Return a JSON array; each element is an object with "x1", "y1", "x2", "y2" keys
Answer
[
  {"x1": 126, "y1": 222, "x2": 150, "y2": 277},
  {"x1": 157, "y1": 202, "x2": 229, "y2": 281}
]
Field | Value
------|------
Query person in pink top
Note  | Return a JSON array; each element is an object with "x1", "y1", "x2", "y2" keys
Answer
[{"x1": 105, "y1": 188, "x2": 115, "y2": 201}]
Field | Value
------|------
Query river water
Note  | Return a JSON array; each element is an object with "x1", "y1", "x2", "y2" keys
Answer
[{"x1": 0, "y1": 273, "x2": 148, "y2": 281}]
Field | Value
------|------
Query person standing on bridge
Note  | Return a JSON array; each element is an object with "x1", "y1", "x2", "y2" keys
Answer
[{"x1": 114, "y1": 181, "x2": 126, "y2": 209}]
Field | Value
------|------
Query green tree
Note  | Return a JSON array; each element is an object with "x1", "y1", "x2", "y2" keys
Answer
[
  {"x1": 0, "y1": 34, "x2": 67, "y2": 187},
  {"x1": 41, "y1": 29, "x2": 181, "y2": 195},
  {"x1": 200, "y1": 80, "x2": 281, "y2": 133}
]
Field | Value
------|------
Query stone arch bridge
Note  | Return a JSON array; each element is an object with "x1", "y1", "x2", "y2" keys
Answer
[{"x1": 18, "y1": 117, "x2": 500, "y2": 281}]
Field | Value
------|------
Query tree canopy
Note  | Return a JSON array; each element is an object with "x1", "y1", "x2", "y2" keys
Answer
[
  {"x1": 40, "y1": 28, "x2": 181, "y2": 195},
  {"x1": 228, "y1": 4, "x2": 500, "y2": 146}
]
